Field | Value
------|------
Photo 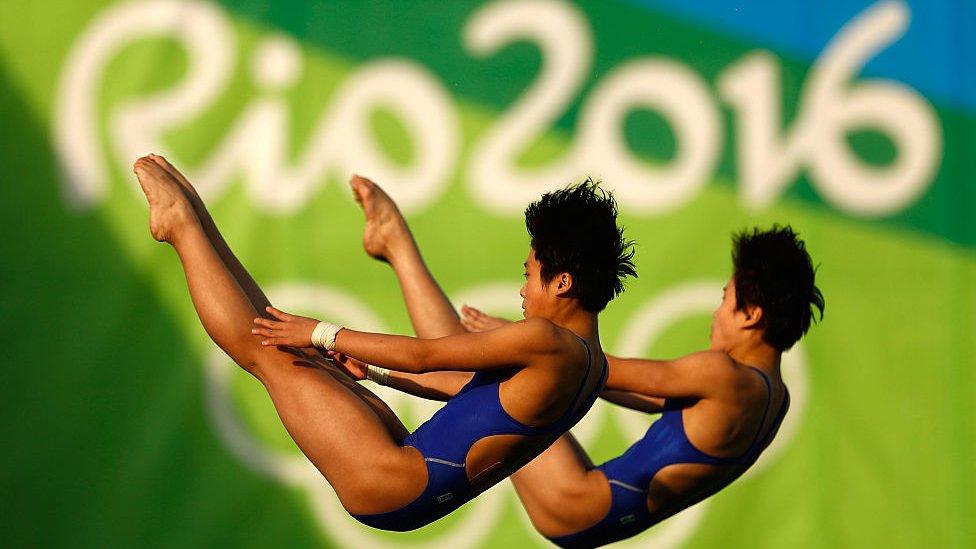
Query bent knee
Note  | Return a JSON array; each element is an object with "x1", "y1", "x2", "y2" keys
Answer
[
  {"x1": 332, "y1": 453, "x2": 427, "y2": 516},
  {"x1": 525, "y1": 475, "x2": 610, "y2": 537}
]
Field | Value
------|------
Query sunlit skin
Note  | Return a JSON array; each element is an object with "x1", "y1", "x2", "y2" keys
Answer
[
  {"x1": 349, "y1": 184, "x2": 796, "y2": 541},
  {"x1": 520, "y1": 249, "x2": 574, "y2": 321},
  {"x1": 709, "y1": 279, "x2": 781, "y2": 370},
  {"x1": 133, "y1": 157, "x2": 607, "y2": 524}
]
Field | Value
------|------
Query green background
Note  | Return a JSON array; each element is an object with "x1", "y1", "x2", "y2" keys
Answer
[{"x1": 1, "y1": 0, "x2": 972, "y2": 547}]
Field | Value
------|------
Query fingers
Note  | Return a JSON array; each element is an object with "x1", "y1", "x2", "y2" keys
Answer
[
  {"x1": 252, "y1": 317, "x2": 279, "y2": 329},
  {"x1": 461, "y1": 304, "x2": 484, "y2": 318},
  {"x1": 460, "y1": 314, "x2": 485, "y2": 333},
  {"x1": 265, "y1": 306, "x2": 293, "y2": 320},
  {"x1": 251, "y1": 332, "x2": 289, "y2": 346},
  {"x1": 460, "y1": 305, "x2": 485, "y2": 325},
  {"x1": 252, "y1": 318, "x2": 282, "y2": 342}
]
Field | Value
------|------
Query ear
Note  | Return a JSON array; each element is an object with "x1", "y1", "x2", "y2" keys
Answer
[
  {"x1": 553, "y1": 272, "x2": 574, "y2": 297},
  {"x1": 739, "y1": 304, "x2": 763, "y2": 329}
]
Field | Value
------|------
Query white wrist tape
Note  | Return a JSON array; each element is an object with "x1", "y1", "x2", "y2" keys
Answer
[
  {"x1": 311, "y1": 322, "x2": 342, "y2": 351},
  {"x1": 366, "y1": 365, "x2": 391, "y2": 385}
]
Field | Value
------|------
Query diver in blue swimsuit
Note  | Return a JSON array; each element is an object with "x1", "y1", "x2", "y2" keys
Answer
[
  {"x1": 462, "y1": 226, "x2": 823, "y2": 547},
  {"x1": 351, "y1": 336, "x2": 607, "y2": 531},
  {"x1": 135, "y1": 155, "x2": 633, "y2": 532},
  {"x1": 340, "y1": 185, "x2": 823, "y2": 547},
  {"x1": 247, "y1": 177, "x2": 632, "y2": 530}
]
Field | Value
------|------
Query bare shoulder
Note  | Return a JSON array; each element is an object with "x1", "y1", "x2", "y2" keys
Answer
[
  {"x1": 681, "y1": 351, "x2": 768, "y2": 398},
  {"x1": 518, "y1": 316, "x2": 561, "y2": 339},
  {"x1": 514, "y1": 317, "x2": 572, "y2": 355},
  {"x1": 678, "y1": 350, "x2": 739, "y2": 380},
  {"x1": 680, "y1": 350, "x2": 735, "y2": 367}
]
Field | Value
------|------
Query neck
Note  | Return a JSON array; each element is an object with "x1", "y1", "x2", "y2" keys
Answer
[
  {"x1": 548, "y1": 306, "x2": 599, "y2": 343},
  {"x1": 727, "y1": 337, "x2": 781, "y2": 376}
]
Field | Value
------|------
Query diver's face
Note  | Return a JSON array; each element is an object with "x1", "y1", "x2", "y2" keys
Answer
[
  {"x1": 519, "y1": 249, "x2": 548, "y2": 318},
  {"x1": 709, "y1": 278, "x2": 740, "y2": 351}
]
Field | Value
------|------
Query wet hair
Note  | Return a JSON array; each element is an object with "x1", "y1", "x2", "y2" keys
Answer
[
  {"x1": 731, "y1": 225, "x2": 825, "y2": 351},
  {"x1": 524, "y1": 179, "x2": 636, "y2": 312}
]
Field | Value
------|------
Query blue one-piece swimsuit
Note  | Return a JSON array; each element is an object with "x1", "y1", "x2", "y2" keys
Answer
[
  {"x1": 550, "y1": 367, "x2": 790, "y2": 548},
  {"x1": 353, "y1": 336, "x2": 607, "y2": 532}
]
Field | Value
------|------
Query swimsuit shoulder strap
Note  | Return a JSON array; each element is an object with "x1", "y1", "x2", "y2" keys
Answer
[
  {"x1": 565, "y1": 333, "x2": 594, "y2": 413},
  {"x1": 743, "y1": 367, "x2": 774, "y2": 454},
  {"x1": 758, "y1": 386, "x2": 791, "y2": 449}
]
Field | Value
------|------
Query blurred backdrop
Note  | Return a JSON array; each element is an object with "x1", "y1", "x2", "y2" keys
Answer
[{"x1": 1, "y1": 0, "x2": 973, "y2": 547}]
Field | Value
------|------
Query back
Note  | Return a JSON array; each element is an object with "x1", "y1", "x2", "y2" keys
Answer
[
  {"x1": 604, "y1": 367, "x2": 789, "y2": 527},
  {"x1": 374, "y1": 334, "x2": 608, "y2": 531}
]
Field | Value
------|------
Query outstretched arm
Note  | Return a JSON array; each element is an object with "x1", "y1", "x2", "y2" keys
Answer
[
  {"x1": 600, "y1": 389, "x2": 665, "y2": 414},
  {"x1": 459, "y1": 305, "x2": 721, "y2": 405},
  {"x1": 606, "y1": 352, "x2": 736, "y2": 399},
  {"x1": 253, "y1": 307, "x2": 563, "y2": 374},
  {"x1": 329, "y1": 351, "x2": 472, "y2": 402}
]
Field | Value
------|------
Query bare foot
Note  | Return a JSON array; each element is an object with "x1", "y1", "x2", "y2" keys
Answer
[
  {"x1": 460, "y1": 305, "x2": 510, "y2": 332},
  {"x1": 350, "y1": 174, "x2": 412, "y2": 263},
  {"x1": 133, "y1": 156, "x2": 196, "y2": 243},
  {"x1": 148, "y1": 153, "x2": 205, "y2": 204}
]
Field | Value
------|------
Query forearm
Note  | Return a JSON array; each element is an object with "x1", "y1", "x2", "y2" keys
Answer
[
  {"x1": 382, "y1": 370, "x2": 474, "y2": 402},
  {"x1": 388, "y1": 239, "x2": 465, "y2": 339},
  {"x1": 334, "y1": 329, "x2": 432, "y2": 374},
  {"x1": 600, "y1": 389, "x2": 665, "y2": 414},
  {"x1": 605, "y1": 355, "x2": 668, "y2": 395},
  {"x1": 257, "y1": 310, "x2": 539, "y2": 373}
]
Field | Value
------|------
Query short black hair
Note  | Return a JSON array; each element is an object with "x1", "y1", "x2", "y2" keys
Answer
[
  {"x1": 732, "y1": 225, "x2": 825, "y2": 351},
  {"x1": 524, "y1": 179, "x2": 636, "y2": 313}
]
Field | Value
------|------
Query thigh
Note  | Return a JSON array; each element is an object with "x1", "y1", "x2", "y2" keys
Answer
[
  {"x1": 299, "y1": 347, "x2": 410, "y2": 441},
  {"x1": 510, "y1": 434, "x2": 612, "y2": 537},
  {"x1": 256, "y1": 346, "x2": 427, "y2": 514}
]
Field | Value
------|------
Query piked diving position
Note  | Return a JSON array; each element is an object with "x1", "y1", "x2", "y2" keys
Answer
[
  {"x1": 132, "y1": 155, "x2": 633, "y2": 531},
  {"x1": 316, "y1": 177, "x2": 824, "y2": 547}
]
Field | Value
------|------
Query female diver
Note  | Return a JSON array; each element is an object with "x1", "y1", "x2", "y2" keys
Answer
[
  {"x1": 132, "y1": 155, "x2": 634, "y2": 531},
  {"x1": 332, "y1": 176, "x2": 824, "y2": 547}
]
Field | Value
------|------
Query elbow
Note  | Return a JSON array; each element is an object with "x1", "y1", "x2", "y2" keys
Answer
[{"x1": 404, "y1": 342, "x2": 431, "y2": 374}]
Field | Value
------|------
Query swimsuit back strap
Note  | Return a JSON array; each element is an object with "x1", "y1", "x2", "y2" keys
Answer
[
  {"x1": 758, "y1": 388, "x2": 791, "y2": 450},
  {"x1": 562, "y1": 334, "x2": 594, "y2": 420},
  {"x1": 743, "y1": 367, "x2": 774, "y2": 455}
]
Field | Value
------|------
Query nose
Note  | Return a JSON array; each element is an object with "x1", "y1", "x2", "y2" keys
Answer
[{"x1": 519, "y1": 283, "x2": 526, "y2": 298}]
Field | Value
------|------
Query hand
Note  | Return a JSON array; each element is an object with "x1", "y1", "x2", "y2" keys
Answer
[
  {"x1": 326, "y1": 350, "x2": 369, "y2": 381},
  {"x1": 252, "y1": 306, "x2": 320, "y2": 347},
  {"x1": 460, "y1": 305, "x2": 511, "y2": 333}
]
